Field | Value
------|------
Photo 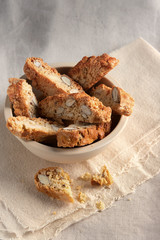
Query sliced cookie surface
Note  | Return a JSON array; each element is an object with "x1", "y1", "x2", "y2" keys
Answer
[
  {"x1": 39, "y1": 92, "x2": 112, "y2": 124},
  {"x1": 24, "y1": 57, "x2": 83, "y2": 96},
  {"x1": 6, "y1": 116, "x2": 63, "y2": 142}
]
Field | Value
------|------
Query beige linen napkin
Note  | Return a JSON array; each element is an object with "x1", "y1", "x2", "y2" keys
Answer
[{"x1": 0, "y1": 38, "x2": 160, "y2": 240}]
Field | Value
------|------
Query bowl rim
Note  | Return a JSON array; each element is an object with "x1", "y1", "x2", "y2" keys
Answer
[{"x1": 4, "y1": 63, "x2": 128, "y2": 155}]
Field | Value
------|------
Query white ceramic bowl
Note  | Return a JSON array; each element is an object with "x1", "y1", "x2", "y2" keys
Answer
[{"x1": 4, "y1": 63, "x2": 128, "y2": 164}]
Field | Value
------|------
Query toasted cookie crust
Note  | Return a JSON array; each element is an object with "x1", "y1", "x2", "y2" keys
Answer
[
  {"x1": 7, "y1": 78, "x2": 38, "y2": 118},
  {"x1": 57, "y1": 122, "x2": 111, "y2": 148},
  {"x1": 24, "y1": 57, "x2": 83, "y2": 96},
  {"x1": 68, "y1": 54, "x2": 119, "y2": 90},
  {"x1": 90, "y1": 84, "x2": 134, "y2": 116}
]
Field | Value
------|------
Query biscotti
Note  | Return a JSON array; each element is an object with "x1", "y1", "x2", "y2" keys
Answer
[
  {"x1": 39, "y1": 93, "x2": 112, "y2": 124},
  {"x1": 57, "y1": 122, "x2": 111, "y2": 147},
  {"x1": 34, "y1": 167, "x2": 74, "y2": 203},
  {"x1": 24, "y1": 57, "x2": 83, "y2": 96},
  {"x1": 6, "y1": 116, "x2": 63, "y2": 142},
  {"x1": 90, "y1": 84, "x2": 134, "y2": 116},
  {"x1": 68, "y1": 53, "x2": 119, "y2": 90},
  {"x1": 7, "y1": 78, "x2": 38, "y2": 118}
]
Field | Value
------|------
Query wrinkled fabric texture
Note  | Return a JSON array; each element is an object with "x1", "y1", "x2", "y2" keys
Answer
[{"x1": 0, "y1": 1, "x2": 160, "y2": 239}]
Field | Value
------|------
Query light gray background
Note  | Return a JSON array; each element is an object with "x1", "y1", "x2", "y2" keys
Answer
[{"x1": 0, "y1": 0, "x2": 160, "y2": 239}]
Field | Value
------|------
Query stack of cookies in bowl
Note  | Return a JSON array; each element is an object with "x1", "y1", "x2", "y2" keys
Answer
[{"x1": 6, "y1": 54, "x2": 134, "y2": 148}]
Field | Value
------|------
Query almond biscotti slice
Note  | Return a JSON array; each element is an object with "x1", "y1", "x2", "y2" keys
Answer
[
  {"x1": 39, "y1": 93, "x2": 112, "y2": 123},
  {"x1": 7, "y1": 78, "x2": 38, "y2": 118},
  {"x1": 6, "y1": 116, "x2": 63, "y2": 142},
  {"x1": 68, "y1": 53, "x2": 119, "y2": 90},
  {"x1": 34, "y1": 167, "x2": 74, "y2": 203},
  {"x1": 90, "y1": 84, "x2": 134, "y2": 116},
  {"x1": 57, "y1": 122, "x2": 111, "y2": 148},
  {"x1": 24, "y1": 57, "x2": 83, "y2": 96}
]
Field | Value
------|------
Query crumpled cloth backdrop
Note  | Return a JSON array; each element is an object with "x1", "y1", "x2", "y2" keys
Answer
[{"x1": 0, "y1": 1, "x2": 160, "y2": 240}]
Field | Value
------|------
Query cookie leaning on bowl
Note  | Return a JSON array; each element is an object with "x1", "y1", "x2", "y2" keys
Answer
[
  {"x1": 24, "y1": 57, "x2": 83, "y2": 96},
  {"x1": 7, "y1": 78, "x2": 38, "y2": 118},
  {"x1": 90, "y1": 84, "x2": 134, "y2": 116},
  {"x1": 39, "y1": 92, "x2": 112, "y2": 124},
  {"x1": 68, "y1": 53, "x2": 119, "y2": 91}
]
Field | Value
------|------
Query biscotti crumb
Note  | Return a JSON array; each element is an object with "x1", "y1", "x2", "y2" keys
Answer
[
  {"x1": 91, "y1": 165, "x2": 113, "y2": 186},
  {"x1": 76, "y1": 185, "x2": 82, "y2": 191},
  {"x1": 80, "y1": 172, "x2": 91, "y2": 181},
  {"x1": 96, "y1": 200, "x2": 105, "y2": 211},
  {"x1": 77, "y1": 192, "x2": 88, "y2": 203}
]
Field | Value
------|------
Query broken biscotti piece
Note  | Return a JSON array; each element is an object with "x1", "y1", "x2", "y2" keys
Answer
[
  {"x1": 90, "y1": 84, "x2": 134, "y2": 116},
  {"x1": 39, "y1": 93, "x2": 112, "y2": 124},
  {"x1": 7, "y1": 78, "x2": 38, "y2": 118},
  {"x1": 57, "y1": 122, "x2": 111, "y2": 147},
  {"x1": 6, "y1": 116, "x2": 63, "y2": 142},
  {"x1": 24, "y1": 57, "x2": 83, "y2": 96},
  {"x1": 68, "y1": 53, "x2": 119, "y2": 90},
  {"x1": 34, "y1": 167, "x2": 74, "y2": 203},
  {"x1": 91, "y1": 165, "x2": 113, "y2": 186}
]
